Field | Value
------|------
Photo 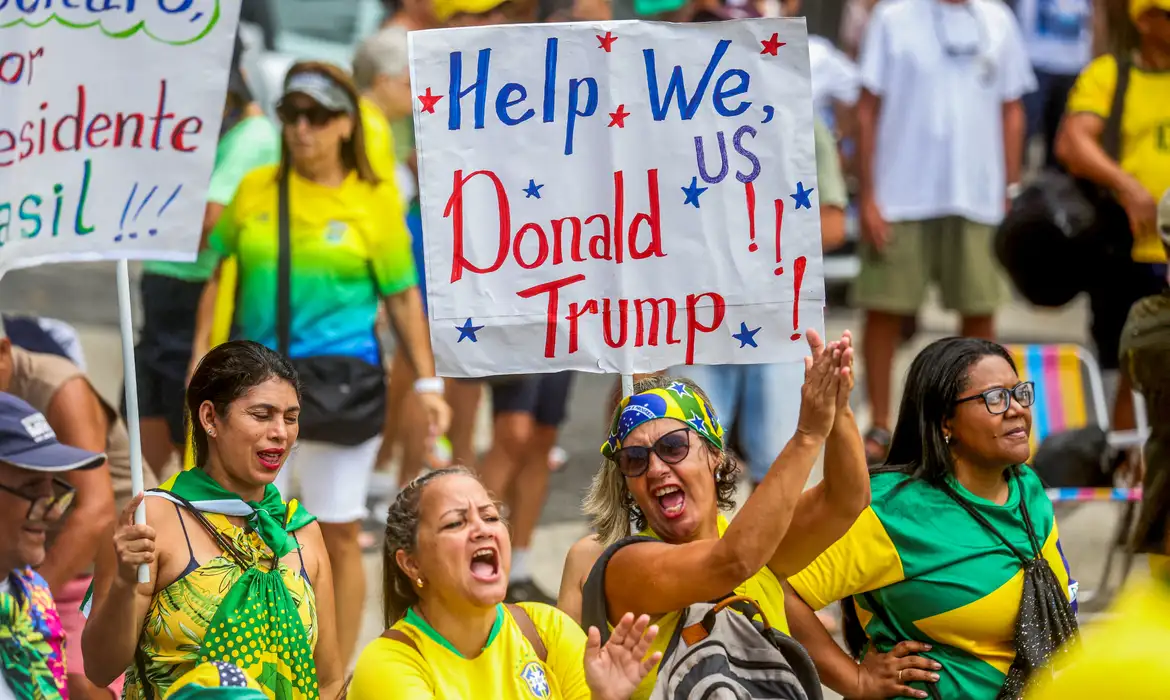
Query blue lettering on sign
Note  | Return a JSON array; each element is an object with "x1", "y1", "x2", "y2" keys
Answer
[{"x1": 643, "y1": 39, "x2": 746, "y2": 121}]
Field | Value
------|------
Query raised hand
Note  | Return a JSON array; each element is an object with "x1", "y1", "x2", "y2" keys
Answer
[
  {"x1": 796, "y1": 329, "x2": 842, "y2": 440},
  {"x1": 833, "y1": 330, "x2": 855, "y2": 411},
  {"x1": 584, "y1": 613, "x2": 662, "y2": 700}
]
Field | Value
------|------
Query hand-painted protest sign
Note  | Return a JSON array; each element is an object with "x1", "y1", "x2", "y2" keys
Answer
[
  {"x1": 0, "y1": 1, "x2": 240, "y2": 276},
  {"x1": 410, "y1": 19, "x2": 824, "y2": 377}
]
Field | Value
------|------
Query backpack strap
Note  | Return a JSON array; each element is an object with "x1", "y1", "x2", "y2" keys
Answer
[
  {"x1": 382, "y1": 628, "x2": 420, "y2": 654},
  {"x1": 1101, "y1": 53, "x2": 1132, "y2": 161},
  {"x1": 580, "y1": 535, "x2": 662, "y2": 645},
  {"x1": 506, "y1": 603, "x2": 548, "y2": 663}
]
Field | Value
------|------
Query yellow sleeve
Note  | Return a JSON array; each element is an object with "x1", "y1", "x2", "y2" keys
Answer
[
  {"x1": 1065, "y1": 55, "x2": 1117, "y2": 120},
  {"x1": 349, "y1": 637, "x2": 437, "y2": 700},
  {"x1": 786, "y1": 507, "x2": 906, "y2": 611},
  {"x1": 521, "y1": 603, "x2": 590, "y2": 700}
]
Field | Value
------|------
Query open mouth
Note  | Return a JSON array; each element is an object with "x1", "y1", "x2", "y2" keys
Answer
[
  {"x1": 654, "y1": 484, "x2": 687, "y2": 519},
  {"x1": 256, "y1": 449, "x2": 285, "y2": 470},
  {"x1": 469, "y1": 547, "x2": 501, "y2": 582}
]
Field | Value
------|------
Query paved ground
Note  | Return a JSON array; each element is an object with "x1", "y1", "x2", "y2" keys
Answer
[{"x1": 0, "y1": 261, "x2": 1147, "y2": 696}]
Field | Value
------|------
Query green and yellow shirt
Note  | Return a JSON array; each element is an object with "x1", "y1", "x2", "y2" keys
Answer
[{"x1": 789, "y1": 466, "x2": 1073, "y2": 699}]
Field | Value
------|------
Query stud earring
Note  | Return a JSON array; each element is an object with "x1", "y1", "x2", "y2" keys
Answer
[
  {"x1": 944, "y1": 434, "x2": 951, "y2": 445},
  {"x1": 207, "y1": 428, "x2": 216, "y2": 438},
  {"x1": 715, "y1": 468, "x2": 724, "y2": 482},
  {"x1": 416, "y1": 578, "x2": 424, "y2": 589}
]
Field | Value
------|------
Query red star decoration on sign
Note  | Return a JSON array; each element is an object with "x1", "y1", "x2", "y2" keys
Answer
[
  {"x1": 417, "y1": 87, "x2": 443, "y2": 114},
  {"x1": 608, "y1": 104, "x2": 630, "y2": 128},
  {"x1": 760, "y1": 32, "x2": 785, "y2": 56},
  {"x1": 597, "y1": 31, "x2": 618, "y2": 52}
]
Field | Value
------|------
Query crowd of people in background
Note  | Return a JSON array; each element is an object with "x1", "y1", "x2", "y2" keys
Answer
[{"x1": 1, "y1": 0, "x2": 1169, "y2": 698}]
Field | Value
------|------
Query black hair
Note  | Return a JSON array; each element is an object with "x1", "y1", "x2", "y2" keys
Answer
[
  {"x1": 186, "y1": 340, "x2": 300, "y2": 469},
  {"x1": 838, "y1": 336, "x2": 1019, "y2": 657}
]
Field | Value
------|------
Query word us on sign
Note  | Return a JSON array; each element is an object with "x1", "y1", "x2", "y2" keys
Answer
[{"x1": 410, "y1": 19, "x2": 825, "y2": 377}]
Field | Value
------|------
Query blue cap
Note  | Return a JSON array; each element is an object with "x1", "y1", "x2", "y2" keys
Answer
[{"x1": 0, "y1": 393, "x2": 105, "y2": 472}]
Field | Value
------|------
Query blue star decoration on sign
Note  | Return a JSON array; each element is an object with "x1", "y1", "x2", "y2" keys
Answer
[
  {"x1": 791, "y1": 181, "x2": 815, "y2": 210},
  {"x1": 523, "y1": 179, "x2": 544, "y2": 199},
  {"x1": 681, "y1": 177, "x2": 707, "y2": 208},
  {"x1": 732, "y1": 322, "x2": 761, "y2": 348},
  {"x1": 456, "y1": 318, "x2": 484, "y2": 343}
]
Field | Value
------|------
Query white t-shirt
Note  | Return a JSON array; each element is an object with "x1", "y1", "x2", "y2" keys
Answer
[
  {"x1": 1013, "y1": 0, "x2": 1093, "y2": 75},
  {"x1": 860, "y1": 0, "x2": 1037, "y2": 225},
  {"x1": 810, "y1": 34, "x2": 860, "y2": 115}
]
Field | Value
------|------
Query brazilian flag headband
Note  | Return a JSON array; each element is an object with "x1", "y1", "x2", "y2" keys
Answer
[{"x1": 600, "y1": 382, "x2": 725, "y2": 459}]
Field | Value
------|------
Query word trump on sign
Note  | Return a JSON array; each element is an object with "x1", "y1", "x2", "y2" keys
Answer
[
  {"x1": 410, "y1": 19, "x2": 825, "y2": 377},
  {"x1": 0, "y1": 0, "x2": 238, "y2": 276}
]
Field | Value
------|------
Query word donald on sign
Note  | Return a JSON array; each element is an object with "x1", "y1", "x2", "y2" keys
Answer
[{"x1": 410, "y1": 18, "x2": 824, "y2": 377}]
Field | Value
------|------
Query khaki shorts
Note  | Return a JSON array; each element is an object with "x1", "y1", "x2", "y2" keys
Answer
[{"x1": 850, "y1": 216, "x2": 1007, "y2": 316}]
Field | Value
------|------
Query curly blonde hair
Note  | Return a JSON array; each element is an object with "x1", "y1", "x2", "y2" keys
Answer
[{"x1": 583, "y1": 375, "x2": 741, "y2": 546}]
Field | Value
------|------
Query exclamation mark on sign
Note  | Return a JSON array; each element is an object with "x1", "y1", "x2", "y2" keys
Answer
[
  {"x1": 773, "y1": 198, "x2": 785, "y2": 275},
  {"x1": 745, "y1": 181, "x2": 757, "y2": 252},
  {"x1": 790, "y1": 255, "x2": 807, "y2": 341}
]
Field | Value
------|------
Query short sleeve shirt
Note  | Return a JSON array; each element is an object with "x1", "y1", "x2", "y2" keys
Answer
[
  {"x1": 209, "y1": 165, "x2": 417, "y2": 365},
  {"x1": 348, "y1": 603, "x2": 588, "y2": 700},
  {"x1": 789, "y1": 466, "x2": 1073, "y2": 700}
]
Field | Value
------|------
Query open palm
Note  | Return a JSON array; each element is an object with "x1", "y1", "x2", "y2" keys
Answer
[{"x1": 584, "y1": 613, "x2": 662, "y2": 700}]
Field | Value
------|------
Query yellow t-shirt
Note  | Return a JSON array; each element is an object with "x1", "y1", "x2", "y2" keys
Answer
[
  {"x1": 348, "y1": 603, "x2": 589, "y2": 700},
  {"x1": 630, "y1": 515, "x2": 789, "y2": 700},
  {"x1": 360, "y1": 97, "x2": 400, "y2": 184},
  {"x1": 1066, "y1": 55, "x2": 1170, "y2": 263},
  {"x1": 1025, "y1": 576, "x2": 1170, "y2": 699}
]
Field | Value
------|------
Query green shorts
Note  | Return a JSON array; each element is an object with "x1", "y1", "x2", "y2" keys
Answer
[{"x1": 850, "y1": 216, "x2": 1007, "y2": 316}]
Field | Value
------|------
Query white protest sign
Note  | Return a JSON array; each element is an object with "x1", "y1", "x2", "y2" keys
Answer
[
  {"x1": 411, "y1": 19, "x2": 824, "y2": 378},
  {"x1": 0, "y1": 1, "x2": 240, "y2": 276}
]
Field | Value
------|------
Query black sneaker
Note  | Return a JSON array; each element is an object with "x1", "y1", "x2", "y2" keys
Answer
[{"x1": 505, "y1": 579, "x2": 556, "y2": 605}]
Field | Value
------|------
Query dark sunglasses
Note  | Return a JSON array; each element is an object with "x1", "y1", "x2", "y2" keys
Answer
[
  {"x1": 0, "y1": 477, "x2": 76, "y2": 522},
  {"x1": 275, "y1": 102, "x2": 342, "y2": 128},
  {"x1": 610, "y1": 428, "x2": 691, "y2": 478},
  {"x1": 955, "y1": 381, "x2": 1035, "y2": 416}
]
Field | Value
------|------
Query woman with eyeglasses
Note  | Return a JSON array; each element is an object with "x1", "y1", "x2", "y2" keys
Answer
[
  {"x1": 0, "y1": 392, "x2": 107, "y2": 700},
  {"x1": 783, "y1": 337, "x2": 1078, "y2": 700},
  {"x1": 84, "y1": 341, "x2": 343, "y2": 700},
  {"x1": 578, "y1": 330, "x2": 869, "y2": 699},
  {"x1": 191, "y1": 61, "x2": 450, "y2": 669}
]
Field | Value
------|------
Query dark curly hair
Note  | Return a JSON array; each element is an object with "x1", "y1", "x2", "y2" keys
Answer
[
  {"x1": 186, "y1": 340, "x2": 300, "y2": 469},
  {"x1": 584, "y1": 375, "x2": 741, "y2": 545}
]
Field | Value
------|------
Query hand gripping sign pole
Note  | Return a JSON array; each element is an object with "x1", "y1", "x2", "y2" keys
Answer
[{"x1": 116, "y1": 260, "x2": 151, "y2": 584}]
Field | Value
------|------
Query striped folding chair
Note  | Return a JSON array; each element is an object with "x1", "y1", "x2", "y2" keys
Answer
[{"x1": 1004, "y1": 344, "x2": 1146, "y2": 608}]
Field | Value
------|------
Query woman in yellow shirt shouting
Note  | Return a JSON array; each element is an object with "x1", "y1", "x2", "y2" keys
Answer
[{"x1": 348, "y1": 468, "x2": 661, "y2": 699}]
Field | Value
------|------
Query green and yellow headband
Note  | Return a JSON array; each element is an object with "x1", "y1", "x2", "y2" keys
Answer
[{"x1": 600, "y1": 382, "x2": 725, "y2": 459}]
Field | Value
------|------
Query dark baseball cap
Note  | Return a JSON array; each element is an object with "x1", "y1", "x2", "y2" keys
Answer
[{"x1": 0, "y1": 393, "x2": 105, "y2": 472}]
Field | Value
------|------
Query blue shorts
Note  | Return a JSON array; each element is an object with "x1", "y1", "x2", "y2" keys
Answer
[{"x1": 407, "y1": 202, "x2": 427, "y2": 314}]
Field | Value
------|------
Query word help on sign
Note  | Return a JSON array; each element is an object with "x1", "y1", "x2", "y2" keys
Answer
[
  {"x1": 0, "y1": 0, "x2": 240, "y2": 276},
  {"x1": 411, "y1": 19, "x2": 824, "y2": 377}
]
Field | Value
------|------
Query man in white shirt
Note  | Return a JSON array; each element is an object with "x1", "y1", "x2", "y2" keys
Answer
[
  {"x1": 1013, "y1": 0, "x2": 1096, "y2": 167},
  {"x1": 853, "y1": 0, "x2": 1037, "y2": 462}
]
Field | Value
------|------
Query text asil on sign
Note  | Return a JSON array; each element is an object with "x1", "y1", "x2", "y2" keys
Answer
[
  {"x1": 0, "y1": 0, "x2": 237, "y2": 274},
  {"x1": 410, "y1": 19, "x2": 826, "y2": 377}
]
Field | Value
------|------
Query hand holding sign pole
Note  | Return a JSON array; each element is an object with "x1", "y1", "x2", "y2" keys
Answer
[{"x1": 409, "y1": 18, "x2": 823, "y2": 381}]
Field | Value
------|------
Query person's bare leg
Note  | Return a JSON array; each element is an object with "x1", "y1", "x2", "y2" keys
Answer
[
  {"x1": 960, "y1": 314, "x2": 996, "y2": 341},
  {"x1": 139, "y1": 417, "x2": 177, "y2": 481},
  {"x1": 510, "y1": 424, "x2": 558, "y2": 553},
  {"x1": 377, "y1": 352, "x2": 415, "y2": 474},
  {"x1": 863, "y1": 310, "x2": 906, "y2": 436},
  {"x1": 479, "y1": 412, "x2": 533, "y2": 500},
  {"x1": 319, "y1": 521, "x2": 365, "y2": 668},
  {"x1": 446, "y1": 379, "x2": 483, "y2": 468}
]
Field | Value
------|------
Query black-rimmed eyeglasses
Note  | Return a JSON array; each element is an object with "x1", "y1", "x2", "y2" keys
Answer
[
  {"x1": 955, "y1": 381, "x2": 1035, "y2": 415},
  {"x1": 0, "y1": 478, "x2": 76, "y2": 522}
]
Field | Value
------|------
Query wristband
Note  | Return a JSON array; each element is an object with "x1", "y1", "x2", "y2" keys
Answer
[
  {"x1": 1006, "y1": 182, "x2": 1023, "y2": 200},
  {"x1": 414, "y1": 377, "x2": 445, "y2": 395}
]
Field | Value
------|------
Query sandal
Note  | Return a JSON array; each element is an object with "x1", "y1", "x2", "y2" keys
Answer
[{"x1": 864, "y1": 427, "x2": 891, "y2": 466}]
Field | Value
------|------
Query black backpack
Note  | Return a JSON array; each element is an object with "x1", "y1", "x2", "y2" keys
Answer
[{"x1": 582, "y1": 536, "x2": 823, "y2": 699}]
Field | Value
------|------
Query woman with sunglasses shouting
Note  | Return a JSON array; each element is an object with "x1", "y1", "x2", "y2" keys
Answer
[
  {"x1": 191, "y1": 61, "x2": 450, "y2": 670},
  {"x1": 0, "y1": 392, "x2": 108, "y2": 700},
  {"x1": 578, "y1": 330, "x2": 870, "y2": 699},
  {"x1": 783, "y1": 337, "x2": 1078, "y2": 700}
]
